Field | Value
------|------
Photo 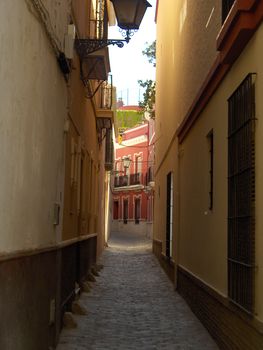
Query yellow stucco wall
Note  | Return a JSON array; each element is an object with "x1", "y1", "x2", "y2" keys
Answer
[
  {"x1": 178, "y1": 85, "x2": 228, "y2": 295},
  {"x1": 155, "y1": 0, "x2": 221, "y2": 168},
  {"x1": 179, "y1": 23, "x2": 263, "y2": 321},
  {"x1": 155, "y1": 0, "x2": 263, "y2": 322},
  {"x1": 154, "y1": 0, "x2": 221, "y2": 261}
]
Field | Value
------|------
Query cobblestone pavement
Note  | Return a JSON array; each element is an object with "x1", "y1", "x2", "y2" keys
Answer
[{"x1": 57, "y1": 232, "x2": 219, "y2": 350}]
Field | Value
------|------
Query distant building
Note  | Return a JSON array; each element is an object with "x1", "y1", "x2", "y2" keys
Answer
[
  {"x1": 116, "y1": 97, "x2": 124, "y2": 108},
  {"x1": 112, "y1": 122, "x2": 153, "y2": 238},
  {"x1": 115, "y1": 104, "x2": 144, "y2": 130},
  {"x1": 118, "y1": 105, "x2": 143, "y2": 112}
]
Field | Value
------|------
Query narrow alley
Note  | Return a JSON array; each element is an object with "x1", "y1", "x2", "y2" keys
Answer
[
  {"x1": 57, "y1": 232, "x2": 218, "y2": 350},
  {"x1": 2, "y1": 1, "x2": 263, "y2": 349}
]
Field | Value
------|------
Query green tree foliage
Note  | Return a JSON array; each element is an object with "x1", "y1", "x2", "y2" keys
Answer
[
  {"x1": 138, "y1": 41, "x2": 156, "y2": 118},
  {"x1": 142, "y1": 41, "x2": 156, "y2": 67}
]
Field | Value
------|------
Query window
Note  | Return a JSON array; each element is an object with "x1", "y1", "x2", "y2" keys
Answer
[
  {"x1": 134, "y1": 198, "x2": 141, "y2": 224},
  {"x1": 166, "y1": 172, "x2": 174, "y2": 258},
  {"x1": 114, "y1": 158, "x2": 121, "y2": 187},
  {"x1": 131, "y1": 154, "x2": 142, "y2": 185},
  {"x1": 123, "y1": 199, "x2": 128, "y2": 224},
  {"x1": 115, "y1": 159, "x2": 121, "y2": 173},
  {"x1": 134, "y1": 154, "x2": 142, "y2": 174},
  {"x1": 90, "y1": 0, "x2": 107, "y2": 39},
  {"x1": 113, "y1": 201, "x2": 119, "y2": 220},
  {"x1": 228, "y1": 73, "x2": 256, "y2": 313},
  {"x1": 70, "y1": 138, "x2": 77, "y2": 214},
  {"x1": 222, "y1": 0, "x2": 235, "y2": 23},
  {"x1": 105, "y1": 128, "x2": 113, "y2": 171},
  {"x1": 207, "y1": 130, "x2": 214, "y2": 210}
]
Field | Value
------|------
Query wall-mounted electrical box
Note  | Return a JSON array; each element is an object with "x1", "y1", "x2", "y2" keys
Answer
[{"x1": 64, "y1": 24, "x2": 76, "y2": 59}]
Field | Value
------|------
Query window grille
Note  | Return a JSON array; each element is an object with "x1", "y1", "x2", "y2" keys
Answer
[
  {"x1": 166, "y1": 172, "x2": 173, "y2": 258},
  {"x1": 222, "y1": 0, "x2": 235, "y2": 23},
  {"x1": 135, "y1": 198, "x2": 140, "y2": 224},
  {"x1": 90, "y1": 0, "x2": 107, "y2": 39},
  {"x1": 207, "y1": 130, "x2": 214, "y2": 210},
  {"x1": 228, "y1": 73, "x2": 256, "y2": 313}
]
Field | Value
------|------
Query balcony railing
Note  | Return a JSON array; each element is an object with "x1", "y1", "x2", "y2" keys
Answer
[
  {"x1": 95, "y1": 78, "x2": 114, "y2": 131},
  {"x1": 114, "y1": 173, "x2": 143, "y2": 187},
  {"x1": 130, "y1": 173, "x2": 141, "y2": 185},
  {"x1": 89, "y1": 0, "x2": 108, "y2": 40},
  {"x1": 76, "y1": 0, "x2": 110, "y2": 82},
  {"x1": 114, "y1": 173, "x2": 144, "y2": 188},
  {"x1": 114, "y1": 175, "x2": 129, "y2": 187},
  {"x1": 98, "y1": 77, "x2": 112, "y2": 110}
]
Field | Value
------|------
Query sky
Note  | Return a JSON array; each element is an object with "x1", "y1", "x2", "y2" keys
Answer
[{"x1": 108, "y1": 0, "x2": 156, "y2": 106}]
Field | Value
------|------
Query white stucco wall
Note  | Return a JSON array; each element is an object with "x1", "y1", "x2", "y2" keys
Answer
[{"x1": 0, "y1": 0, "x2": 68, "y2": 253}]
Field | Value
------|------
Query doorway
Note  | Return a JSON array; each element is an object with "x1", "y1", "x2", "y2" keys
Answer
[
  {"x1": 166, "y1": 172, "x2": 174, "y2": 258},
  {"x1": 135, "y1": 197, "x2": 141, "y2": 224},
  {"x1": 123, "y1": 199, "x2": 128, "y2": 224}
]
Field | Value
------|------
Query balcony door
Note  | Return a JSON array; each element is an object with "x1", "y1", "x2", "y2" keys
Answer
[
  {"x1": 123, "y1": 199, "x2": 128, "y2": 224},
  {"x1": 113, "y1": 200, "x2": 119, "y2": 220},
  {"x1": 135, "y1": 198, "x2": 141, "y2": 224}
]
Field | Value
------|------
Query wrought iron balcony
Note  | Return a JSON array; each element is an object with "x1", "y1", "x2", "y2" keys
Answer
[
  {"x1": 97, "y1": 78, "x2": 112, "y2": 110},
  {"x1": 75, "y1": 0, "x2": 110, "y2": 82},
  {"x1": 95, "y1": 77, "x2": 115, "y2": 132},
  {"x1": 130, "y1": 173, "x2": 142, "y2": 185},
  {"x1": 114, "y1": 175, "x2": 129, "y2": 187}
]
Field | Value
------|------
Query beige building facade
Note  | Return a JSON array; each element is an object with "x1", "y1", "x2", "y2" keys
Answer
[
  {"x1": 154, "y1": 0, "x2": 263, "y2": 348},
  {"x1": 0, "y1": 1, "x2": 115, "y2": 349}
]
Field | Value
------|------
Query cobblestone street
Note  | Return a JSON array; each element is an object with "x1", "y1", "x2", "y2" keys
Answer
[{"x1": 57, "y1": 232, "x2": 219, "y2": 350}]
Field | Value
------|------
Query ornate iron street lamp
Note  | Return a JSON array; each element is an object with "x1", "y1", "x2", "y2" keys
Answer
[
  {"x1": 123, "y1": 156, "x2": 131, "y2": 170},
  {"x1": 75, "y1": 0, "x2": 152, "y2": 56},
  {"x1": 111, "y1": 0, "x2": 152, "y2": 31}
]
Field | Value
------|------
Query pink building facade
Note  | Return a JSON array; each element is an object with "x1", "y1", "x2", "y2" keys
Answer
[{"x1": 111, "y1": 122, "x2": 154, "y2": 237}]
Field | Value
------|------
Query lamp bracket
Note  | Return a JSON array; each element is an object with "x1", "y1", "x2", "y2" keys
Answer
[
  {"x1": 75, "y1": 37, "x2": 128, "y2": 56},
  {"x1": 75, "y1": 29, "x2": 134, "y2": 56}
]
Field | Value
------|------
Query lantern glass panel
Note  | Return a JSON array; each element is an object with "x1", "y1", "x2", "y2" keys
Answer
[{"x1": 110, "y1": 0, "x2": 151, "y2": 30}]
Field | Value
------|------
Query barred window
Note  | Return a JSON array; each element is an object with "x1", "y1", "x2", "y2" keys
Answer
[
  {"x1": 207, "y1": 130, "x2": 214, "y2": 210},
  {"x1": 228, "y1": 73, "x2": 256, "y2": 313},
  {"x1": 166, "y1": 172, "x2": 174, "y2": 258}
]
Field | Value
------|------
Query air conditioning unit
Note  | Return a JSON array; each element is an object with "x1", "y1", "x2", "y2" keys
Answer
[{"x1": 64, "y1": 24, "x2": 76, "y2": 59}]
